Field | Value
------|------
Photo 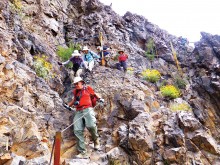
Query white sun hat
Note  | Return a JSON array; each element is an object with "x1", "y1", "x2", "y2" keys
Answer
[
  {"x1": 73, "y1": 77, "x2": 84, "y2": 84},
  {"x1": 82, "y1": 46, "x2": 89, "y2": 51},
  {"x1": 72, "y1": 50, "x2": 81, "y2": 57},
  {"x1": 96, "y1": 46, "x2": 103, "y2": 50}
]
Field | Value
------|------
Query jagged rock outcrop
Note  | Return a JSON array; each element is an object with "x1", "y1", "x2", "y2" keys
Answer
[{"x1": 0, "y1": 0, "x2": 220, "y2": 164}]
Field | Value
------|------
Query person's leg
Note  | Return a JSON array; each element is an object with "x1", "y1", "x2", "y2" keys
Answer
[
  {"x1": 116, "y1": 62, "x2": 121, "y2": 70},
  {"x1": 88, "y1": 60, "x2": 95, "y2": 71},
  {"x1": 69, "y1": 70, "x2": 75, "y2": 83},
  {"x1": 76, "y1": 68, "x2": 83, "y2": 77},
  {"x1": 83, "y1": 108, "x2": 100, "y2": 149},
  {"x1": 73, "y1": 111, "x2": 86, "y2": 153},
  {"x1": 122, "y1": 61, "x2": 127, "y2": 72}
]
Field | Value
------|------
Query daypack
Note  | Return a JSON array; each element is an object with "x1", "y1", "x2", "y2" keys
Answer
[
  {"x1": 85, "y1": 51, "x2": 94, "y2": 61},
  {"x1": 73, "y1": 86, "x2": 98, "y2": 108}
]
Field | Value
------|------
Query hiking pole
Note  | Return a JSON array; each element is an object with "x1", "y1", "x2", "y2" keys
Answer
[
  {"x1": 49, "y1": 137, "x2": 55, "y2": 165},
  {"x1": 99, "y1": 32, "x2": 106, "y2": 66}
]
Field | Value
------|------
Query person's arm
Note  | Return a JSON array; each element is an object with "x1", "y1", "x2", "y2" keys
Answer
[
  {"x1": 62, "y1": 59, "x2": 70, "y2": 65},
  {"x1": 68, "y1": 99, "x2": 75, "y2": 107},
  {"x1": 90, "y1": 51, "x2": 100, "y2": 59},
  {"x1": 68, "y1": 90, "x2": 76, "y2": 107}
]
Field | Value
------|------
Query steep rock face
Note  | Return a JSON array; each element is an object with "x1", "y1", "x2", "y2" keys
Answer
[
  {"x1": 189, "y1": 32, "x2": 220, "y2": 138},
  {"x1": 0, "y1": 0, "x2": 220, "y2": 165}
]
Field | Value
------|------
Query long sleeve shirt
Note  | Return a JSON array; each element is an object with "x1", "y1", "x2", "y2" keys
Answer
[{"x1": 83, "y1": 51, "x2": 100, "y2": 62}]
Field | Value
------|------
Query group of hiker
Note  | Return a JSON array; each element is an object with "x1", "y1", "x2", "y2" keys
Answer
[
  {"x1": 58, "y1": 46, "x2": 128, "y2": 81},
  {"x1": 60, "y1": 45, "x2": 128, "y2": 159}
]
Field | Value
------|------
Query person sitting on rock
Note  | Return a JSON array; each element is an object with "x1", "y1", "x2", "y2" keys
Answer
[
  {"x1": 58, "y1": 50, "x2": 86, "y2": 82},
  {"x1": 116, "y1": 50, "x2": 128, "y2": 72},
  {"x1": 97, "y1": 45, "x2": 111, "y2": 66},
  {"x1": 66, "y1": 77, "x2": 104, "y2": 159},
  {"x1": 82, "y1": 46, "x2": 100, "y2": 72}
]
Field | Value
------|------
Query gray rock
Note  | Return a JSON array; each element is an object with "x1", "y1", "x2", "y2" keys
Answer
[{"x1": 0, "y1": 55, "x2": 5, "y2": 64}]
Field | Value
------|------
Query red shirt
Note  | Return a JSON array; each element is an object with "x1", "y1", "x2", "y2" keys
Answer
[
  {"x1": 118, "y1": 54, "x2": 128, "y2": 62},
  {"x1": 73, "y1": 86, "x2": 95, "y2": 111}
]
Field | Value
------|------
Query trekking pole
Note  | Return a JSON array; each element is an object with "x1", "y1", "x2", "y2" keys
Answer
[
  {"x1": 99, "y1": 32, "x2": 106, "y2": 66},
  {"x1": 49, "y1": 137, "x2": 55, "y2": 165}
]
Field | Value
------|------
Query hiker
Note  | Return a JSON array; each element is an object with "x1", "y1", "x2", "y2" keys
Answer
[
  {"x1": 66, "y1": 77, "x2": 104, "y2": 158},
  {"x1": 116, "y1": 50, "x2": 128, "y2": 72},
  {"x1": 58, "y1": 50, "x2": 85, "y2": 81},
  {"x1": 97, "y1": 46, "x2": 111, "y2": 66},
  {"x1": 82, "y1": 46, "x2": 100, "y2": 72}
]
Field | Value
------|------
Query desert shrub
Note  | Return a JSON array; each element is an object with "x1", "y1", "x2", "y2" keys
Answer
[
  {"x1": 113, "y1": 54, "x2": 119, "y2": 61},
  {"x1": 56, "y1": 43, "x2": 81, "y2": 68},
  {"x1": 33, "y1": 55, "x2": 53, "y2": 79},
  {"x1": 160, "y1": 85, "x2": 180, "y2": 99},
  {"x1": 142, "y1": 69, "x2": 161, "y2": 83},
  {"x1": 174, "y1": 76, "x2": 187, "y2": 89},
  {"x1": 169, "y1": 102, "x2": 192, "y2": 112},
  {"x1": 127, "y1": 67, "x2": 134, "y2": 74},
  {"x1": 145, "y1": 38, "x2": 156, "y2": 61},
  {"x1": 10, "y1": 0, "x2": 22, "y2": 13}
]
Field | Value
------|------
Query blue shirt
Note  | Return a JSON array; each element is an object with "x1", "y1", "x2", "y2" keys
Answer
[{"x1": 83, "y1": 51, "x2": 100, "y2": 62}]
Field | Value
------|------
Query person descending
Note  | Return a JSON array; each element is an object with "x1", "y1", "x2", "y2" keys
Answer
[
  {"x1": 116, "y1": 50, "x2": 128, "y2": 72},
  {"x1": 58, "y1": 50, "x2": 85, "y2": 81},
  {"x1": 66, "y1": 77, "x2": 104, "y2": 159},
  {"x1": 82, "y1": 46, "x2": 100, "y2": 72},
  {"x1": 97, "y1": 46, "x2": 111, "y2": 66}
]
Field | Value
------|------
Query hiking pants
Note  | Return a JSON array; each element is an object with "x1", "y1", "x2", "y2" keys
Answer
[
  {"x1": 116, "y1": 61, "x2": 127, "y2": 71},
  {"x1": 69, "y1": 69, "x2": 83, "y2": 82},
  {"x1": 73, "y1": 107, "x2": 99, "y2": 153},
  {"x1": 84, "y1": 60, "x2": 95, "y2": 71}
]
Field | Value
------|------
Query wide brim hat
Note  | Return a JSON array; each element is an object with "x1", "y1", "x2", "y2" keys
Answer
[
  {"x1": 118, "y1": 50, "x2": 124, "y2": 53},
  {"x1": 82, "y1": 46, "x2": 89, "y2": 51},
  {"x1": 73, "y1": 77, "x2": 85, "y2": 84},
  {"x1": 72, "y1": 50, "x2": 81, "y2": 57}
]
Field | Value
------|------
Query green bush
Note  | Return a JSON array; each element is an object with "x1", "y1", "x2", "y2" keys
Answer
[
  {"x1": 56, "y1": 43, "x2": 81, "y2": 68},
  {"x1": 142, "y1": 69, "x2": 161, "y2": 83},
  {"x1": 169, "y1": 102, "x2": 192, "y2": 112},
  {"x1": 160, "y1": 85, "x2": 180, "y2": 99},
  {"x1": 174, "y1": 76, "x2": 187, "y2": 89},
  {"x1": 33, "y1": 55, "x2": 53, "y2": 79},
  {"x1": 145, "y1": 38, "x2": 156, "y2": 61}
]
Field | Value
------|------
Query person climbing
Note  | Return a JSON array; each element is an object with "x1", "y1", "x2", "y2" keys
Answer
[
  {"x1": 97, "y1": 46, "x2": 111, "y2": 66},
  {"x1": 66, "y1": 77, "x2": 104, "y2": 159},
  {"x1": 58, "y1": 50, "x2": 85, "y2": 81},
  {"x1": 116, "y1": 50, "x2": 128, "y2": 72},
  {"x1": 82, "y1": 46, "x2": 100, "y2": 72}
]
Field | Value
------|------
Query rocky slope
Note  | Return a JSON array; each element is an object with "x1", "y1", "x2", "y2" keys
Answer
[{"x1": 0, "y1": 0, "x2": 220, "y2": 164}]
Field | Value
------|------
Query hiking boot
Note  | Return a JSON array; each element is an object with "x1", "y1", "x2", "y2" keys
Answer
[
  {"x1": 74, "y1": 152, "x2": 89, "y2": 159},
  {"x1": 94, "y1": 138, "x2": 100, "y2": 150}
]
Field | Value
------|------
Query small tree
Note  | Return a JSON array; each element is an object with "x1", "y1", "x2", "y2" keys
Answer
[{"x1": 145, "y1": 38, "x2": 156, "y2": 61}]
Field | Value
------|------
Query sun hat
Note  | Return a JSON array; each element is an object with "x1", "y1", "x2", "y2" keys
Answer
[
  {"x1": 73, "y1": 77, "x2": 84, "y2": 84},
  {"x1": 72, "y1": 50, "x2": 81, "y2": 57},
  {"x1": 96, "y1": 46, "x2": 102, "y2": 50},
  {"x1": 118, "y1": 50, "x2": 124, "y2": 53},
  {"x1": 82, "y1": 46, "x2": 89, "y2": 51}
]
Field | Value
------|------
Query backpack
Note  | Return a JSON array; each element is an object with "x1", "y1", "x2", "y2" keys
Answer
[
  {"x1": 73, "y1": 86, "x2": 98, "y2": 107},
  {"x1": 85, "y1": 51, "x2": 94, "y2": 61}
]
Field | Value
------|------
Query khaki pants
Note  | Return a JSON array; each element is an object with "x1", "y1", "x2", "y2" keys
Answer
[{"x1": 73, "y1": 108, "x2": 99, "y2": 153}]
